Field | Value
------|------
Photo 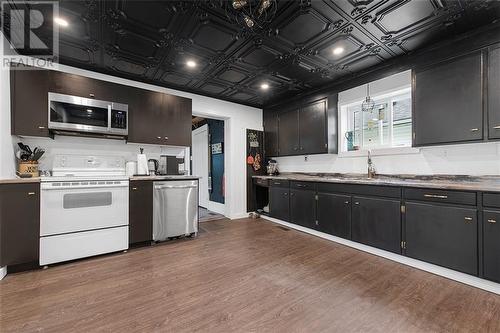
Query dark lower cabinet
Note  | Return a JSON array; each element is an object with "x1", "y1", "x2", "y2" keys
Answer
[
  {"x1": 483, "y1": 210, "x2": 500, "y2": 282},
  {"x1": 0, "y1": 183, "x2": 40, "y2": 266},
  {"x1": 405, "y1": 202, "x2": 478, "y2": 275},
  {"x1": 269, "y1": 187, "x2": 290, "y2": 222},
  {"x1": 352, "y1": 196, "x2": 401, "y2": 254},
  {"x1": 290, "y1": 189, "x2": 316, "y2": 229},
  {"x1": 129, "y1": 181, "x2": 153, "y2": 244},
  {"x1": 317, "y1": 193, "x2": 351, "y2": 239}
]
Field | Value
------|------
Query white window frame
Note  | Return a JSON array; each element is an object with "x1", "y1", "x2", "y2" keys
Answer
[{"x1": 338, "y1": 86, "x2": 419, "y2": 157}]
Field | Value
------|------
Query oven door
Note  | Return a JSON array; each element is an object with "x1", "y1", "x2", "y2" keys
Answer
[{"x1": 41, "y1": 181, "x2": 129, "y2": 236}]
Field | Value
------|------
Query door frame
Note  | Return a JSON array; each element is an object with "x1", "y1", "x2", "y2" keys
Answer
[{"x1": 192, "y1": 124, "x2": 209, "y2": 208}]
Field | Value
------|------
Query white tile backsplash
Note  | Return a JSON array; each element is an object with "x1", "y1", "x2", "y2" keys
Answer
[
  {"x1": 274, "y1": 141, "x2": 500, "y2": 176},
  {"x1": 17, "y1": 135, "x2": 187, "y2": 173}
]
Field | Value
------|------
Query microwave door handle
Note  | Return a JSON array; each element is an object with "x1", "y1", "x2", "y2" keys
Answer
[{"x1": 108, "y1": 105, "x2": 112, "y2": 132}]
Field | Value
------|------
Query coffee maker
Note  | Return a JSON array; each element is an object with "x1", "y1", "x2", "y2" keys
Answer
[{"x1": 266, "y1": 159, "x2": 279, "y2": 175}]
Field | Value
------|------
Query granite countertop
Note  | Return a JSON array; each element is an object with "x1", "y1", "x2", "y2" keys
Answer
[
  {"x1": 253, "y1": 172, "x2": 500, "y2": 192},
  {"x1": 130, "y1": 175, "x2": 201, "y2": 181},
  {"x1": 0, "y1": 177, "x2": 41, "y2": 184}
]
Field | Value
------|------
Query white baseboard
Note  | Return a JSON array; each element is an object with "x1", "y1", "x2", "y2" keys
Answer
[
  {"x1": 261, "y1": 215, "x2": 500, "y2": 295},
  {"x1": 229, "y1": 212, "x2": 251, "y2": 220},
  {"x1": 0, "y1": 266, "x2": 6, "y2": 280},
  {"x1": 208, "y1": 201, "x2": 226, "y2": 215}
]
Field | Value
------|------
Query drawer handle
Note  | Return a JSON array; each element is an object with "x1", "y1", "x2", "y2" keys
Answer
[
  {"x1": 494, "y1": 125, "x2": 500, "y2": 130},
  {"x1": 157, "y1": 136, "x2": 161, "y2": 139},
  {"x1": 165, "y1": 137, "x2": 169, "y2": 140},
  {"x1": 345, "y1": 201, "x2": 350, "y2": 204},
  {"x1": 424, "y1": 194, "x2": 448, "y2": 199},
  {"x1": 28, "y1": 192, "x2": 36, "y2": 196},
  {"x1": 470, "y1": 128, "x2": 479, "y2": 132},
  {"x1": 283, "y1": 192, "x2": 288, "y2": 196},
  {"x1": 296, "y1": 184, "x2": 305, "y2": 188},
  {"x1": 464, "y1": 217, "x2": 473, "y2": 222},
  {"x1": 132, "y1": 187, "x2": 138, "y2": 190},
  {"x1": 274, "y1": 182, "x2": 281, "y2": 185},
  {"x1": 354, "y1": 202, "x2": 360, "y2": 205},
  {"x1": 488, "y1": 219, "x2": 497, "y2": 224},
  {"x1": 38, "y1": 126, "x2": 45, "y2": 129}
]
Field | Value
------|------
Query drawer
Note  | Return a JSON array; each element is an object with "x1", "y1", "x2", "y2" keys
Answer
[
  {"x1": 253, "y1": 178, "x2": 269, "y2": 187},
  {"x1": 316, "y1": 182, "x2": 401, "y2": 198},
  {"x1": 290, "y1": 181, "x2": 316, "y2": 191},
  {"x1": 269, "y1": 179, "x2": 289, "y2": 188},
  {"x1": 483, "y1": 193, "x2": 500, "y2": 208},
  {"x1": 404, "y1": 188, "x2": 476, "y2": 206}
]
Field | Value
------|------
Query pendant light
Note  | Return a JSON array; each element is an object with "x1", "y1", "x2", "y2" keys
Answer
[{"x1": 361, "y1": 83, "x2": 375, "y2": 113}]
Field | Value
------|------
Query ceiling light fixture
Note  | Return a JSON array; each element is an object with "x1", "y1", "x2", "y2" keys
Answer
[
  {"x1": 333, "y1": 47, "x2": 345, "y2": 55},
  {"x1": 226, "y1": 0, "x2": 277, "y2": 30},
  {"x1": 54, "y1": 17, "x2": 69, "y2": 27},
  {"x1": 362, "y1": 83, "x2": 375, "y2": 113},
  {"x1": 186, "y1": 60, "x2": 197, "y2": 68},
  {"x1": 261, "y1": 83, "x2": 269, "y2": 90}
]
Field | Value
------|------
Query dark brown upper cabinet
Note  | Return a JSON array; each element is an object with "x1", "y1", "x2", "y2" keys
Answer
[
  {"x1": 488, "y1": 45, "x2": 500, "y2": 140},
  {"x1": 278, "y1": 108, "x2": 300, "y2": 156},
  {"x1": 413, "y1": 52, "x2": 483, "y2": 146},
  {"x1": 299, "y1": 99, "x2": 327, "y2": 155},
  {"x1": 0, "y1": 183, "x2": 40, "y2": 267},
  {"x1": 263, "y1": 112, "x2": 279, "y2": 157},
  {"x1": 10, "y1": 65, "x2": 50, "y2": 137},
  {"x1": 265, "y1": 96, "x2": 332, "y2": 157},
  {"x1": 161, "y1": 94, "x2": 192, "y2": 147},
  {"x1": 49, "y1": 71, "x2": 122, "y2": 102}
]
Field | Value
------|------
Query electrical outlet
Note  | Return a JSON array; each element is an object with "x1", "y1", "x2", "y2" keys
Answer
[{"x1": 304, "y1": 156, "x2": 308, "y2": 162}]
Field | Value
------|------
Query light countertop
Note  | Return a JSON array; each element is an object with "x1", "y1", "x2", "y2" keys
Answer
[
  {"x1": 253, "y1": 173, "x2": 500, "y2": 192},
  {"x1": 0, "y1": 175, "x2": 201, "y2": 185}
]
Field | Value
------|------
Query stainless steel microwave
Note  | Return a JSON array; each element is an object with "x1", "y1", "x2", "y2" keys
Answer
[{"x1": 48, "y1": 92, "x2": 128, "y2": 137}]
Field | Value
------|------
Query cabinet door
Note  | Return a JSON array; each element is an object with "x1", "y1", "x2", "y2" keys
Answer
[
  {"x1": 405, "y1": 202, "x2": 477, "y2": 275},
  {"x1": 352, "y1": 196, "x2": 401, "y2": 254},
  {"x1": 488, "y1": 46, "x2": 500, "y2": 139},
  {"x1": 269, "y1": 187, "x2": 289, "y2": 222},
  {"x1": 10, "y1": 66, "x2": 50, "y2": 137},
  {"x1": 129, "y1": 181, "x2": 153, "y2": 244},
  {"x1": 414, "y1": 53, "x2": 483, "y2": 145},
  {"x1": 317, "y1": 193, "x2": 351, "y2": 239},
  {"x1": 162, "y1": 94, "x2": 192, "y2": 147},
  {"x1": 264, "y1": 112, "x2": 279, "y2": 157},
  {"x1": 299, "y1": 99, "x2": 327, "y2": 154},
  {"x1": 278, "y1": 109, "x2": 299, "y2": 156},
  {"x1": 483, "y1": 210, "x2": 500, "y2": 282},
  {"x1": 290, "y1": 189, "x2": 316, "y2": 229},
  {"x1": 0, "y1": 183, "x2": 40, "y2": 266},
  {"x1": 127, "y1": 88, "x2": 166, "y2": 145},
  {"x1": 49, "y1": 71, "x2": 120, "y2": 102}
]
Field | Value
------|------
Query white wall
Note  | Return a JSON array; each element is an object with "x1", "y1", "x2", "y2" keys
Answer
[{"x1": 275, "y1": 142, "x2": 500, "y2": 176}]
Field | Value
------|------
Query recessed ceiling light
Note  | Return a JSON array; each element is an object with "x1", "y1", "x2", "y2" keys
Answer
[
  {"x1": 333, "y1": 47, "x2": 345, "y2": 55},
  {"x1": 54, "y1": 17, "x2": 69, "y2": 27},
  {"x1": 261, "y1": 83, "x2": 269, "y2": 90},
  {"x1": 186, "y1": 60, "x2": 197, "y2": 68}
]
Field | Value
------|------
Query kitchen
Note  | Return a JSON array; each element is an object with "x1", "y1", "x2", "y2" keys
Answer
[{"x1": 1, "y1": 1, "x2": 500, "y2": 332}]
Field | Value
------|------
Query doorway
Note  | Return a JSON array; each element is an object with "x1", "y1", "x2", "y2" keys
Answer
[{"x1": 191, "y1": 116, "x2": 225, "y2": 222}]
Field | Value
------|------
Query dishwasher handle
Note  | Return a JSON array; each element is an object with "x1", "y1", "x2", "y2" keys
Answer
[{"x1": 154, "y1": 185, "x2": 198, "y2": 190}]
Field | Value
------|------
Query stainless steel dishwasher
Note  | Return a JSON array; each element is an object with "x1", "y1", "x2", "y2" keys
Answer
[{"x1": 153, "y1": 180, "x2": 199, "y2": 241}]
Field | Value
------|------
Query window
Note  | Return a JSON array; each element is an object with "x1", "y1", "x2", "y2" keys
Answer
[{"x1": 340, "y1": 87, "x2": 412, "y2": 152}]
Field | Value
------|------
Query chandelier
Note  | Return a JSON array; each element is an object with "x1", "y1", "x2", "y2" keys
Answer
[{"x1": 225, "y1": 0, "x2": 278, "y2": 30}]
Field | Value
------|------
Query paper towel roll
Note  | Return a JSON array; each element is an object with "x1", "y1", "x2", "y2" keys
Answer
[{"x1": 137, "y1": 148, "x2": 148, "y2": 175}]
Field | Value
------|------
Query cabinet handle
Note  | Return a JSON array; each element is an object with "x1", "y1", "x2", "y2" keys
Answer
[
  {"x1": 345, "y1": 201, "x2": 350, "y2": 204},
  {"x1": 494, "y1": 125, "x2": 500, "y2": 130},
  {"x1": 488, "y1": 219, "x2": 497, "y2": 224},
  {"x1": 354, "y1": 202, "x2": 360, "y2": 205},
  {"x1": 296, "y1": 184, "x2": 305, "y2": 188},
  {"x1": 157, "y1": 136, "x2": 161, "y2": 139},
  {"x1": 300, "y1": 147, "x2": 303, "y2": 150},
  {"x1": 290, "y1": 193, "x2": 295, "y2": 197},
  {"x1": 464, "y1": 217, "x2": 473, "y2": 222},
  {"x1": 164, "y1": 137, "x2": 169, "y2": 140},
  {"x1": 283, "y1": 192, "x2": 288, "y2": 196},
  {"x1": 132, "y1": 187, "x2": 138, "y2": 191},
  {"x1": 470, "y1": 128, "x2": 479, "y2": 132},
  {"x1": 424, "y1": 194, "x2": 448, "y2": 199},
  {"x1": 89, "y1": 93, "x2": 95, "y2": 98},
  {"x1": 28, "y1": 192, "x2": 36, "y2": 196},
  {"x1": 38, "y1": 126, "x2": 45, "y2": 129}
]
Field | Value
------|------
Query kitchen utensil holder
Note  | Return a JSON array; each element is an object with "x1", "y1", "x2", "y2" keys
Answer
[{"x1": 18, "y1": 160, "x2": 39, "y2": 177}]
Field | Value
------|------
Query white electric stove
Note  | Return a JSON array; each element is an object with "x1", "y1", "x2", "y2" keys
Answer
[{"x1": 40, "y1": 154, "x2": 129, "y2": 266}]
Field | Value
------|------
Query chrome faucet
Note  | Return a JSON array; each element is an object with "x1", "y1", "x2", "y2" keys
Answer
[{"x1": 367, "y1": 150, "x2": 376, "y2": 179}]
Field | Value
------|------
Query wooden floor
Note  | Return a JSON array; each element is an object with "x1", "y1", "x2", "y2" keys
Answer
[{"x1": 1, "y1": 218, "x2": 500, "y2": 333}]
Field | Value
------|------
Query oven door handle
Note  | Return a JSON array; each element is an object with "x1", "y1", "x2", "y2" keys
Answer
[{"x1": 41, "y1": 184, "x2": 129, "y2": 190}]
